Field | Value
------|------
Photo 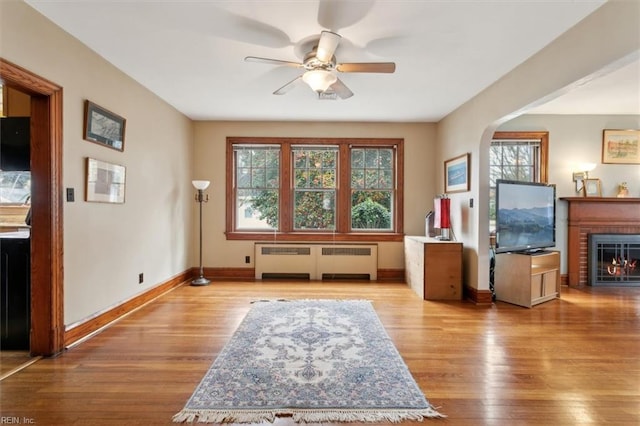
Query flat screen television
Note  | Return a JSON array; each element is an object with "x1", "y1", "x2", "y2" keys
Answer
[{"x1": 495, "y1": 180, "x2": 556, "y2": 254}]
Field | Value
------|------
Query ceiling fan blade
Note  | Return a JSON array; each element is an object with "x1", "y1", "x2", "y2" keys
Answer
[
  {"x1": 245, "y1": 56, "x2": 303, "y2": 68},
  {"x1": 329, "y1": 78, "x2": 354, "y2": 99},
  {"x1": 336, "y1": 62, "x2": 396, "y2": 73},
  {"x1": 273, "y1": 75, "x2": 304, "y2": 95},
  {"x1": 316, "y1": 31, "x2": 342, "y2": 63}
]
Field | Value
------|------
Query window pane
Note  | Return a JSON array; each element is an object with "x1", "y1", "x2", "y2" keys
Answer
[
  {"x1": 236, "y1": 189, "x2": 278, "y2": 230},
  {"x1": 365, "y1": 170, "x2": 379, "y2": 188},
  {"x1": 351, "y1": 191, "x2": 392, "y2": 230},
  {"x1": 294, "y1": 190, "x2": 335, "y2": 230},
  {"x1": 351, "y1": 149, "x2": 364, "y2": 168},
  {"x1": 351, "y1": 147, "x2": 394, "y2": 231},
  {"x1": 293, "y1": 147, "x2": 337, "y2": 230},
  {"x1": 234, "y1": 146, "x2": 280, "y2": 230}
]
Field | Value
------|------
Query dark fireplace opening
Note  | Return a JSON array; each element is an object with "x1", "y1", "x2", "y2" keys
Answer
[{"x1": 588, "y1": 234, "x2": 640, "y2": 286}]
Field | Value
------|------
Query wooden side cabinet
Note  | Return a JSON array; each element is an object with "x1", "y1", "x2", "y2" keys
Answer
[
  {"x1": 404, "y1": 236, "x2": 462, "y2": 300},
  {"x1": 495, "y1": 250, "x2": 560, "y2": 308}
]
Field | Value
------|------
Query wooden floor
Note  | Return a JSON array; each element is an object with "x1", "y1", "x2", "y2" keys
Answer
[{"x1": 1, "y1": 281, "x2": 639, "y2": 425}]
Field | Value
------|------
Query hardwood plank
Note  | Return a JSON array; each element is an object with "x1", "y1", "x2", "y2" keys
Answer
[{"x1": 0, "y1": 282, "x2": 639, "y2": 425}]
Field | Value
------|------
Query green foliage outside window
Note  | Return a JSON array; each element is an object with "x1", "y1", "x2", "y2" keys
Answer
[{"x1": 236, "y1": 143, "x2": 396, "y2": 233}]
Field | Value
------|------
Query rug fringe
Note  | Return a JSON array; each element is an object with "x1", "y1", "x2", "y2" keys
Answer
[{"x1": 173, "y1": 407, "x2": 446, "y2": 424}]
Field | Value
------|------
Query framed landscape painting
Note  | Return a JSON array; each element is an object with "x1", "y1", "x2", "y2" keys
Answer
[
  {"x1": 444, "y1": 153, "x2": 470, "y2": 193},
  {"x1": 602, "y1": 129, "x2": 640, "y2": 164}
]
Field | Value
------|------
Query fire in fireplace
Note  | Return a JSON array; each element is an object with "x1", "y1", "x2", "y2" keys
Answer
[{"x1": 588, "y1": 234, "x2": 640, "y2": 286}]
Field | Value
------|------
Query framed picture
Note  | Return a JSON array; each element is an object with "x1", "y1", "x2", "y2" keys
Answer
[
  {"x1": 444, "y1": 153, "x2": 470, "y2": 193},
  {"x1": 602, "y1": 129, "x2": 640, "y2": 164},
  {"x1": 83, "y1": 100, "x2": 126, "y2": 151},
  {"x1": 85, "y1": 158, "x2": 126, "y2": 203},
  {"x1": 583, "y1": 178, "x2": 602, "y2": 197}
]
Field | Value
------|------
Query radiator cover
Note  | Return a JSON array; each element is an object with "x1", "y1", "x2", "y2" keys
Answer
[{"x1": 255, "y1": 243, "x2": 378, "y2": 280}]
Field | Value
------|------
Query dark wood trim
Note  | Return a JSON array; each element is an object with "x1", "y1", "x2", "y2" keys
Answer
[
  {"x1": 200, "y1": 267, "x2": 405, "y2": 282},
  {"x1": 464, "y1": 285, "x2": 494, "y2": 305},
  {"x1": 376, "y1": 269, "x2": 404, "y2": 282},
  {"x1": 1, "y1": 58, "x2": 64, "y2": 357},
  {"x1": 64, "y1": 271, "x2": 191, "y2": 347},
  {"x1": 202, "y1": 267, "x2": 256, "y2": 281}
]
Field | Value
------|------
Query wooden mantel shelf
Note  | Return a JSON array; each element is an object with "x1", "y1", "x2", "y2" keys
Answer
[
  {"x1": 559, "y1": 197, "x2": 640, "y2": 286},
  {"x1": 559, "y1": 197, "x2": 640, "y2": 203}
]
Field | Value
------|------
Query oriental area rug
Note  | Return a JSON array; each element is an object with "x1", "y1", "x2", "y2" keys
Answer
[{"x1": 173, "y1": 299, "x2": 444, "y2": 423}]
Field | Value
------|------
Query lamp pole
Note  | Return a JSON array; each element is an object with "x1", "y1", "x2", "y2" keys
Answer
[{"x1": 192, "y1": 180, "x2": 210, "y2": 286}]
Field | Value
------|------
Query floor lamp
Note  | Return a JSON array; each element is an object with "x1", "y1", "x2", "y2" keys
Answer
[{"x1": 192, "y1": 180, "x2": 210, "y2": 286}]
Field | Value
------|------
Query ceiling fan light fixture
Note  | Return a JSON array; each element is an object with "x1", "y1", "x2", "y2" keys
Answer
[{"x1": 302, "y1": 69, "x2": 337, "y2": 93}]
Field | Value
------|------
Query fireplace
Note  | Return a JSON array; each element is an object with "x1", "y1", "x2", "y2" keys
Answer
[
  {"x1": 561, "y1": 197, "x2": 640, "y2": 286},
  {"x1": 589, "y1": 234, "x2": 640, "y2": 286}
]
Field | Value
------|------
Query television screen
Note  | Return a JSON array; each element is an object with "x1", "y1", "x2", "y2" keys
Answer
[{"x1": 495, "y1": 180, "x2": 556, "y2": 253}]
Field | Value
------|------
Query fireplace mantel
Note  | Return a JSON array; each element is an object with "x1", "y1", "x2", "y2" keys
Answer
[{"x1": 559, "y1": 197, "x2": 640, "y2": 286}]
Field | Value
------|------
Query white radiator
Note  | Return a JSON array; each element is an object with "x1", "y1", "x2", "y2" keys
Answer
[
  {"x1": 317, "y1": 245, "x2": 378, "y2": 280},
  {"x1": 255, "y1": 243, "x2": 377, "y2": 280}
]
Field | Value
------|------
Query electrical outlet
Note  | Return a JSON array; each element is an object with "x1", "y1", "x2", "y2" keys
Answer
[
  {"x1": 138, "y1": 273, "x2": 144, "y2": 284},
  {"x1": 245, "y1": 256, "x2": 250, "y2": 264},
  {"x1": 469, "y1": 198, "x2": 474, "y2": 208}
]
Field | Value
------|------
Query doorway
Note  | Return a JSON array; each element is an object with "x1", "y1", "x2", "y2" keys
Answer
[{"x1": 0, "y1": 58, "x2": 64, "y2": 357}]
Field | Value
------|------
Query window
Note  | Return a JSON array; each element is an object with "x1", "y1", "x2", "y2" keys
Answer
[
  {"x1": 489, "y1": 131, "x2": 548, "y2": 231},
  {"x1": 227, "y1": 137, "x2": 403, "y2": 242},
  {"x1": 0, "y1": 171, "x2": 31, "y2": 204},
  {"x1": 234, "y1": 145, "x2": 280, "y2": 230}
]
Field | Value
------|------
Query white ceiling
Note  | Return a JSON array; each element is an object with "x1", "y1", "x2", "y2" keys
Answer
[{"x1": 25, "y1": 0, "x2": 638, "y2": 122}]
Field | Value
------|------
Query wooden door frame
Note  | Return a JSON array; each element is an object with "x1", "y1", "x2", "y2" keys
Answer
[{"x1": 1, "y1": 58, "x2": 64, "y2": 356}]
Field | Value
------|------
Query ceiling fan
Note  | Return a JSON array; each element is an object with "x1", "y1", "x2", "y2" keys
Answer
[{"x1": 245, "y1": 30, "x2": 396, "y2": 99}]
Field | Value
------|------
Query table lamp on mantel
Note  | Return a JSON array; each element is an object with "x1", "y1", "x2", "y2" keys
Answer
[{"x1": 192, "y1": 180, "x2": 210, "y2": 286}]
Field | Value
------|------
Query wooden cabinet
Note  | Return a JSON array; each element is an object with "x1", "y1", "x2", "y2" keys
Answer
[
  {"x1": 495, "y1": 251, "x2": 560, "y2": 308},
  {"x1": 404, "y1": 236, "x2": 462, "y2": 300},
  {"x1": 1, "y1": 237, "x2": 31, "y2": 349}
]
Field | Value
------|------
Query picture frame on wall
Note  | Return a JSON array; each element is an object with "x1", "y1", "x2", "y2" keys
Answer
[
  {"x1": 83, "y1": 100, "x2": 126, "y2": 151},
  {"x1": 602, "y1": 129, "x2": 640, "y2": 164},
  {"x1": 583, "y1": 178, "x2": 602, "y2": 197},
  {"x1": 444, "y1": 153, "x2": 470, "y2": 193},
  {"x1": 85, "y1": 158, "x2": 126, "y2": 203}
]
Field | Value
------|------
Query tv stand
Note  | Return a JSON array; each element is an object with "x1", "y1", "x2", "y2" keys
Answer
[{"x1": 494, "y1": 250, "x2": 560, "y2": 308}]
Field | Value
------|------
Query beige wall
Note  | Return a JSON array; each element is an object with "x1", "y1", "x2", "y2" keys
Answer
[
  {"x1": 193, "y1": 121, "x2": 436, "y2": 270},
  {"x1": 0, "y1": 1, "x2": 194, "y2": 325},
  {"x1": 437, "y1": 1, "x2": 640, "y2": 291}
]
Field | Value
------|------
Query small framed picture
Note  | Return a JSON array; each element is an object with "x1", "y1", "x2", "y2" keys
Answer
[
  {"x1": 583, "y1": 178, "x2": 602, "y2": 197},
  {"x1": 83, "y1": 100, "x2": 126, "y2": 151},
  {"x1": 444, "y1": 153, "x2": 470, "y2": 193},
  {"x1": 85, "y1": 158, "x2": 126, "y2": 203},
  {"x1": 602, "y1": 129, "x2": 639, "y2": 164}
]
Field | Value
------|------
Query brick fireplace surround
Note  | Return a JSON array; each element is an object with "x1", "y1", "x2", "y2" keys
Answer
[{"x1": 561, "y1": 197, "x2": 640, "y2": 286}]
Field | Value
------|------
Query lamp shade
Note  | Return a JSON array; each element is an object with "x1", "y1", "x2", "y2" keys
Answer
[
  {"x1": 192, "y1": 180, "x2": 210, "y2": 190},
  {"x1": 302, "y1": 70, "x2": 337, "y2": 93}
]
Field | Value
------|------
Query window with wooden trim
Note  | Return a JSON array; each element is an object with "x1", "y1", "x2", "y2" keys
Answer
[
  {"x1": 226, "y1": 137, "x2": 404, "y2": 242},
  {"x1": 489, "y1": 131, "x2": 549, "y2": 232}
]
